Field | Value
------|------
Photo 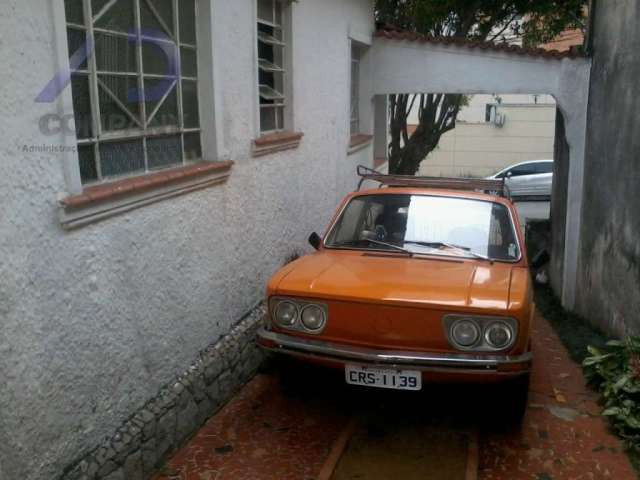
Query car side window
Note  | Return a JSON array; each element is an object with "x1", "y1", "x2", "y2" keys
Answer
[
  {"x1": 535, "y1": 162, "x2": 554, "y2": 174},
  {"x1": 508, "y1": 163, "x2": 538, "y2": 177}
]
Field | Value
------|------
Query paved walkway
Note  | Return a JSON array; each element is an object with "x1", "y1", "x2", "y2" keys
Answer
[
  {"x1": 480, "y1": 314, "x2": 636, "y2": 479},
  {"x1": 152, "y1": 369, "x2": 351, "y2": 480},
  {"x1": 154, "y1": 314, "x2": 636, "y2": 480}
]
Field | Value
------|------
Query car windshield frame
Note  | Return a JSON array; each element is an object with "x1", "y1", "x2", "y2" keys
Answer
[{"x1": 323, "y1": 193, "x2": 522, "y2": 263}]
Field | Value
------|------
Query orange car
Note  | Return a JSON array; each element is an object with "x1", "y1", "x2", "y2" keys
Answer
[{"x1": 257, "y1": 167, "x2": 533, "y2": 419}]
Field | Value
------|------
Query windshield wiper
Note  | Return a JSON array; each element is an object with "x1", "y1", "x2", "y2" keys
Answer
[
  {"x1": 333, "y1": 239, "x2": 414, "y2": 256},
  {"x1": 403, "y1": 241, "x2": 493, "y2": 262}
]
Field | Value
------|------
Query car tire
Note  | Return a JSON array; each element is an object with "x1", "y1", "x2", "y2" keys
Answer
[{"x1": 500, "y1": 374, "x2": 530, "y2": 425}]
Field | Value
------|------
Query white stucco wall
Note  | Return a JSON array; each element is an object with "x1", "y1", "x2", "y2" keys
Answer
[{"x1": 0, "y1": 1, "x2": 374, "y2": 479}]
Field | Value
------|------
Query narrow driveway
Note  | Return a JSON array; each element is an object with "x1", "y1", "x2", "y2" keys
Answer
[{"x1": 154, "y1": 313, "x2": 635, "y2": 480}]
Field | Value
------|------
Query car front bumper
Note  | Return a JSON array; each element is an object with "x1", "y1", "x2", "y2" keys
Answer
[{"x1": 257, "y1": 328, "x2": 532, "y2": 376}]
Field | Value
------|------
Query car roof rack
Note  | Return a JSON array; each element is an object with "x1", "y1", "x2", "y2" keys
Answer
[{"x1": 356, "y1": 165, "x2": 511, "y2": 199}]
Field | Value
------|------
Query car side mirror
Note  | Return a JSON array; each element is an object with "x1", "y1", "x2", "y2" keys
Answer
[
  {"x1": 506, "y1": 171, "x2": 513, "y2": 178},
  {"x1": 308, "y1": 232, "x2": 322, "y2": 250}
]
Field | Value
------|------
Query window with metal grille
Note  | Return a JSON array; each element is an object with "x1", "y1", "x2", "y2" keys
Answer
[
  {"x1": 350, "y1": 44, "x2": 361, "y2": 135},
  {"x1": 64, "y1": 0, "x2": 202, "y2": 184},
  {"x1": 257, "y1": 0, "x2": 286, "y2": 134}
]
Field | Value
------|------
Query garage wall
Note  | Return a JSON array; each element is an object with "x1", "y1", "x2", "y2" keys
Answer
[
  {"x1": 549, "y1": 109, "x2": 569, "y2": 297},
  {"x1": 574, "y1": 0, "x2": 640, "y2": 335}
]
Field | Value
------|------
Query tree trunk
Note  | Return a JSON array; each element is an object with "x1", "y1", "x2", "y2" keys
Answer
[{"x1": 388, "y1": 92, "x2": 463, "y2": 175}]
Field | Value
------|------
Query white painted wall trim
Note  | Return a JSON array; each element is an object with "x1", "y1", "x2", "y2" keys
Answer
[
  {"x1": 52, "y1": 0, "x2": 84, "y2": 196},
  {"x1": 349, "y1": 24, "x2": 373, "y2": 46},
  {"x1": 58, "y1": 167, "x2": 232, "y2": 230},
  {"x1": 201, "y1": 0, "x2": 228, "y2": 161}
]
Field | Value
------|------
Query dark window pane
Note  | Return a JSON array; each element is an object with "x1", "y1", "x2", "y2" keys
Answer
[
  {"x1": 91, "y1": 0, "x2": 112, "y2": 17},
  {"x1": 180, "y1": 47, "x2": 197, "y2": 77},
  {"x1": 78, "y1": 145, "x2": 98, "y2": 183},
  {"x1": 99, "y1": 139, "x2": 144, "y2": 177},
  {"x1": 258, "y1": 22, "x2": 282, "y2": 43},
  {"x1": 258, "y1": 37, "x2": 274, "y2": 63},
  {"x1": 258, "y1": 24, "x2": 282, "y2": 56},
  {"x1": 536, "y1": 162, "x2": 553, "y2": 174},
  {"x1": 145, "y1": 79, "x2": 178, "y2": 127},
  {"x1": 67, "y1": 28, "x2": 88, "y2": 70},
  {"x1": 98, "y1": 75, "x2": 141, "y2": 131},
  {"x1": 147, "y1": 135, "x2": 182, "y2": 169},
  {"x1": 179, "y1": 0, "x2": 196, "y2": 45},
  {"x1": 183, "y1": 133, "x2": 201, "y2": 161},
  {"x1": 95, "y1": 32, "x2": 137, "y2": 73},
  {"x1": 94, "y1": 0, "x2": 135, "y2": 33},
  {"x1": 259, "y1": 69, "x2": 274, "y2": 89},
  {"x1": 257, "y1": 0, "x2": 274, "y2": 24},
  {"x1": 510, "y1": 163, "x2": 537, "y2": 176},
  {"x1": 65, "y1": 0, "x2": 84, "y2": 24},
  {"x1": 260, "y1": 107, "x2": 276, "y2": 132},
  {"x1": 140, "y1": 0, "x2": 169, "y2": 37},
  {"x1": 142, "y1": 40, "x2": 178, "y2": 75},
  {"x1": 182, "y1": 80, "x2": 199, "y2": 128},
  {"x1": 150, "y1": 0, "x2": 174, "y2": 34},
  {"x1": 70, "y1": 74, "x2": 93, "y2": 139}
]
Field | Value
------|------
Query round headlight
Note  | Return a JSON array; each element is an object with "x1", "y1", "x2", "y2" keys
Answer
[
  {"x1": 275, "y1": 301, "x2": 298, "y2": 327},
  {"x1": 485, "y1": 322, "x2": 513, "y2": 349},
  {"x1": 451, "y1": 319, "x2": 480, "y2": 347},
  {"x1": 301, "y1": 305, "x2": 326, "y2": 331}
]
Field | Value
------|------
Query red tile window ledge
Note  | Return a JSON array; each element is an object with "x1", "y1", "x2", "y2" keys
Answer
[
  {"x1": 59, "y1": 161, "x2": 233, "y2": 229},
  {"x1": 253, "y1": 131, "x2": 304, "y2": 157},
  {"x1": 348, "y1": 134, "x2": 373, "y2": 155}
]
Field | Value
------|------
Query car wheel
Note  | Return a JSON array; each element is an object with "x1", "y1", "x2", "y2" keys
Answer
[{"x1": 500, "y1": 374, "x2": 530, "y2": 425}]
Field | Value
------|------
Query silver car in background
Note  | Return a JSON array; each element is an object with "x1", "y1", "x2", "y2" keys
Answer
[{"x1": 486, "y1": 160, "x2": 553, "y2": 198}]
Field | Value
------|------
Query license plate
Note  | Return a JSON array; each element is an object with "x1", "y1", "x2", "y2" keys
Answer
[{"x1": 345, "y1": 365, "x2": 422, "y2": 391}]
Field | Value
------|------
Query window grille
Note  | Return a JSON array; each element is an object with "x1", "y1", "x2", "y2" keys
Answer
[
  {"x1": 257, "y1": 0, "x2": 286, "y2": 133},
  {"x1": 64, "y1": 0, "x2": 202, "y2": 184}
]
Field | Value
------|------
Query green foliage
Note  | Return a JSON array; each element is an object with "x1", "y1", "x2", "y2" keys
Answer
[
  {"x1": 375, "y1": 0, "x2": 586, "y2": 45},
  {"x1": 376, "y1": 0, "x2": 587, "y2": 175},
  {"x1": 584, "y1": 339, "x2": 640, "y2": 448}
]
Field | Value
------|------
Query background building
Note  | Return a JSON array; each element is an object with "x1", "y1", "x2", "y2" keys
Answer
[{"x1": 411, "y1": 94, "x2": 556, "y2": 178}]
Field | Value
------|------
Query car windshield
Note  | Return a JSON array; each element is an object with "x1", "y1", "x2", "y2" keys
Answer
[{"x1": 325, "y1": 194, "x2": 520, "y2": 261}]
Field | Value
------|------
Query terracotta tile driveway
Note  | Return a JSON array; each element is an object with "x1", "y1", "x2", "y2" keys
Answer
[
  {"x1": 155, "y1": 314, "x2": 636, "y2": 480},
  {"x1": 480, "y1": 314, "x2": 636, "y2": 480}
]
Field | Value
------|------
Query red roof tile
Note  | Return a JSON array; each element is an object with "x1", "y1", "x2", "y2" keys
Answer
[{"x1": 374, "y1": 26, "x2": 585, "y2": 60}]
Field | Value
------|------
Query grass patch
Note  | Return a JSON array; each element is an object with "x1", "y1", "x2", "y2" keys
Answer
[{"x1": 534, "y1": 285, "x2": 608, "y2": 363}]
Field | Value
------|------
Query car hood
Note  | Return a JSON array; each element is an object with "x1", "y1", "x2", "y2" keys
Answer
[{"x1": 272, "y1": 251, "x2": 524, "y2": 311}]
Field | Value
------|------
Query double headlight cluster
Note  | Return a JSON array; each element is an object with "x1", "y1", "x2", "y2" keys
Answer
[
  {"x1": 269, "y1": 297, "x2": 328, "y2": 334},
  {"x1": 444, "y1": 315, "x2": 518, "y2": 351}
]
